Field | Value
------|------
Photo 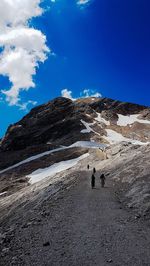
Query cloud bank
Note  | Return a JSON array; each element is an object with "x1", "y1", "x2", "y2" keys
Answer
[{"x1": 0, "y1": 0, "x2": 49, "y2": 107}]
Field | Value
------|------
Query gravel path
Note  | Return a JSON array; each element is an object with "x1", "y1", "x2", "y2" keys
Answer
[{"x1": 1, "y1": 169, "x2": 150, "y2": 266}]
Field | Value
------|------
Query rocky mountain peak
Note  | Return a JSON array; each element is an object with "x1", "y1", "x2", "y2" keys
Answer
[{"x1": 0, "y1": 97, "x2": 149, "y2": 153}]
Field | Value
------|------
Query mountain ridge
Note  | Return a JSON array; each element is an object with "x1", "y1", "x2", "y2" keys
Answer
[{"x1": 1, "y1": 96, "x2": 149, "y2": 152}]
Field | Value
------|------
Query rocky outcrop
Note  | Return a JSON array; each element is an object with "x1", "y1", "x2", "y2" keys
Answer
[
  {"x1": 89, "y1": 97, "x2": 147, "y2": 115},
  {"x1": 138, "y1": 109, "x2": 150, "y2": 120},
  {"x1": 100, "y1": 110, "x2": 118, "y2": 124},
  {"x1": 1, "y1": 97, "x2": 75, "y2": 151},
  {"x1": 1, "y1": 97, "x2": 91, "y2": 151}
]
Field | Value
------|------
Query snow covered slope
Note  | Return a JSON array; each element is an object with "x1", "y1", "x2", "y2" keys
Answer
[{"x1": 28, "y1": 153, "x2": 89, "y2": 184}]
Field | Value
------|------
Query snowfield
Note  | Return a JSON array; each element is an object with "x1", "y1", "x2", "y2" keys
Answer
[
  {"x1": 28, "y1": 153, "x2": 89, "y2": 184},
  {"x1": 104, "y1": 129, "x2": 149, "y2": 145},
  {"x1": 117, "y1": 114, "x2": 150, "y2": 127}
]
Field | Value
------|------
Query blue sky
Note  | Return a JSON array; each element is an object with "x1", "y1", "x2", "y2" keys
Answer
[{"x1": 0, "y1": 0, "x2": 150, "y2": 137}]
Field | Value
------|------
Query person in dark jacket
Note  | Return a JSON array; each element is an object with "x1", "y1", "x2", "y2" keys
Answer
[
  {"x1": 100, "y1": 174, "x2": 106, "y2": 188},
  {"x1": 91, "y1": 174, "x2": 95, "y2": 189},
  {"x1": 93, "y1": 167, "x2": 96, "y2": 174},
  {"x1": 87, "y1": 164, "x2": 90, "y2": 170}
]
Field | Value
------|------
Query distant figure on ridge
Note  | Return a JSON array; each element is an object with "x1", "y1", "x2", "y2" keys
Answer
[
  {"x1": 93, "y1": 167, "x2": 96, "y2": 174},
  {"x1": 100, "y1": 174, "x2": 106, "y2": 188},
  {"x1": 91, "y1": 174, "x2": 95, "y2": 189},
  {"x1": 87, "y1": 164, "x2": 90, "y2": 170}
]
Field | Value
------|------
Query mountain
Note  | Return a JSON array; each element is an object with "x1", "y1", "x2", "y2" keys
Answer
[
  {"x1": 0, "y1": 96, "x2": 150, "y2": 174},
  {"x1": 1, "y1": 97, "x2": 150, "y2": 152},
  {"x1": 0, "y1": 96, "x2": 150, "y2": 265},
  {"x1": 0, "y1": 96, "x2": 150, "y2": 211},
  {"x1": 0, "y1": 97, "x2": 149, "y2": 168}
]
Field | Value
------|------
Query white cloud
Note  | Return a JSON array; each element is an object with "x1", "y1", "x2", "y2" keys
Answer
[
  {"x1": 61, "y1": 88, "x2": 102, "y2": 100},
  {"x1": 61, "y1": 89, "x2": 75, "y2": 100},
  {"x1": 81, "y1": 89, "x2": 102, "y2": 98},
  {"x1": 0, "y1": 0, "x2": 50, "y2": 107},
  {"x1": 0, "y1": 0, "x2": 43, "y2": 30},
  {"x1": 77, "y1": 0, "x2": 91, "y2": 6},
  {"x1": 17, "y1": 100, "x2": 37, "y2": 111}
]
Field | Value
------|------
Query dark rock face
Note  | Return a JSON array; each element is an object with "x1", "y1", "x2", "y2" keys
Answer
[
  {"x1": 1, "y1": 97, "x2": 76, "y2": 151},
  {"x1": 0, "y1": 96, "x2": 149, "y2": 153},
  {"x1": 89, "y1": 97, "x2": 147, "y2": 115}
]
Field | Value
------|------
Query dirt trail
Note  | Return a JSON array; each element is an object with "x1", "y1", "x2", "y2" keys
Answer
[{"x1": 1, "y1": 169, "x2": 150, "y2": 266}]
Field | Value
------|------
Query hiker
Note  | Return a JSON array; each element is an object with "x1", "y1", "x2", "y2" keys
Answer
[
  {"x1": 91, "y1": 174, "x2": 95, "y2": 189},
  {"x1": 87, "y1": 164, "x2": 90, "y2": 170},
  {"x1": 100, "y1": 174, "x2": 106, "y2": 188},
  {"x1": 93, "y1": 167, "x2": 96, "y2": 174}
]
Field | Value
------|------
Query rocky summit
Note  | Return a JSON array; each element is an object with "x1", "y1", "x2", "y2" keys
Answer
[
  {"x1": 1, "y1": 96, "x2": 149, "y2": 151},
  {"x1": 0, "y1": 97, "x2": 150, "y2": 266}
]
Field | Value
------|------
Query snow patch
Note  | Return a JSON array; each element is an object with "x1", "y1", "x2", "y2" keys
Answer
[
  {"x1": 80, "y1": 119, "x2": 101, "y2": 136},
  {"x1": 117, "y1": 114, "x2": 150, "y2": 127},
  {"x1": 80, "y1": 119, "x2": 95, "y2": 133},
  {"x1": 28, "y1": 153, "x2": 89, "y2": 184},
  {"x1": 104, "y1": 129, "x2": 149, "y2": 145},
  {"x1": 70, "y1": 141, "x2": 107, "y2": 149},
  {"x1": 86, "y1": 114, "x2": 91, "y2": 118},
  {"x1": 0, "y1": 191, "x2": 7, "y2": 196},
  {"x1": 95, "y1": 113, "x2": 110, "y2": 126}
]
